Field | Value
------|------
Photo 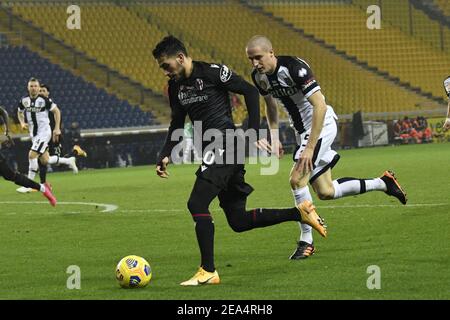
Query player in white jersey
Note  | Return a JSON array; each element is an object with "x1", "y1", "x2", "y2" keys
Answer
[
  {"x1": 246, "y1": 36, "x2": 407, "y2": 259},
  {"x1": 16, "y1": 78, "x2": 65, "y2": 193},
  {"x1": 443, "y1": 76, "x2": 450, "y2": 131}
]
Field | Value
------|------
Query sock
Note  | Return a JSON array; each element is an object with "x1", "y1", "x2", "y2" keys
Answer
[
  {"x1": 48, "y1": 155, "x2": 59, "y2": 165},
  {"x1": 333, "y1": 177, "x2": 387, "y2": 199},
  {"x1": 194, "y1": 218, "x2": 215, "y2": 273},
  {"x1": 39, "y1": 161, "x2": 47, "y2": 184},
  {"x1": 14, "y1": 172, "x2": 41, "y2": 191},
  {"x1": 39, "y1": 184, "x2": 46, "y2": 192},
  {"x1": 292, "y1": 186, "x2": 313, "y2": 244},
  {"x1": 28, "y1": 158, "x2": 38, "y2": 180},
  {"x1": 58, "y1": 157, "x2": 72, "y2": 165},
  {"x1": 49, "y1": 156, "x2": 73, "y2": 166},
  {"x1": 250, "y1": 207, "x2": 300, "y2": 228}
]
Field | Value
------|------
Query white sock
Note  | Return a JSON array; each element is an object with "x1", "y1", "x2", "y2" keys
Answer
[
  {"x1": 49, "y1": 156, "x2": 72, "y2": 166},
  {"x1": 39, "y1": 184, "x2": 46, "y2": 193},
  {"x1": 366, "y1": 178, "x2": 387, "y2": 192},
  {"x1": 57, "y1": 157, "x2": 72, "y2": 166},
  {"x1": 333, "y1": 178, "x2": 387, "y2": 199},
  {"x1": 28, "y1": 158, "x2": 38, "y2": 180},
  {"x1": 48, "y1": 155, "x2": 59, "y2": 165},
  {"x1": 292, "y1": 186, "x2": 313, "y2": 244}
]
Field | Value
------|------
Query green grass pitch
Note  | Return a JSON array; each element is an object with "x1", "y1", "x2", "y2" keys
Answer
[{"x1": 0, "y1": 143, "x2": 449, "y2": 300}]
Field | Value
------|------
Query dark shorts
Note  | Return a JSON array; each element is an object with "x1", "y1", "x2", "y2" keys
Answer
[
  {"x1": 195, "y1": 164, "x2": 254, "y2": 198},
  {"x1": 48, "y1": 140, "x2": 62, "y2": 157}
]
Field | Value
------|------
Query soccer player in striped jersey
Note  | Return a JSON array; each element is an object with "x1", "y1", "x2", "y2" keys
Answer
[
  {"x1": 443, "y1": 76, "x2": 450, "y2": 131},
  {"x1": 0, "y1": 105, "x2": 56, "y2": 206},
  {"x1": 246, "y1": 36, "x2": 407, "y2": 260},
  {"x1": 16, "y1": 77, "x2": 75, "y2": 193}
]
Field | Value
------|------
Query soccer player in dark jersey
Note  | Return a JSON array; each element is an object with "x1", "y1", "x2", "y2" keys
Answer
[
  {"x1": 37, "y1": 84, "x2": 84, "y2": 184},
  {"x1": 443, "y1": 76, "x2": 450, "y2": 131},
  {"x1": 0, "y1": 106, "x2": 56, "y2": 206},
  {"x1": 246, "y1": 35, "x2": 407, "y2": 260},
  {"x1": 153, "y1": 36, "x2": 326, "y2": 286}
]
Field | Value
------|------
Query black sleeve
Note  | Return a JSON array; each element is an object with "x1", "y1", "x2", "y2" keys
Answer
[
  {"x1": 289, "y1": 57, "x2": 321, "y2": 99},
  {"x1": 45, "y1": 97, "x2": 56, "y2": 111},
  {"x1": 210, "y1": 65, "x2": 260, "y2": 133},
  {"x1": 444, "y1": 76, "x2": 450, "y2": 97},
  {"x1": 0, "y1": 107, "x2": 8, "y2": 125},
  {"x1": 157, "y1": 82, "x2": 186, "y2": 165},
  {"x1": 17, "y1": 99, "x2": 25, "y2": 112}
]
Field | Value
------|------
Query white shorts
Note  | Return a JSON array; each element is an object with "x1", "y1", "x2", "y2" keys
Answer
[
  {"x1": 293, "y1": 120, "x2": 340, "y2": 183},
  {"x1": 31, "y1": 132, "x2": 51, "y2": 155}
]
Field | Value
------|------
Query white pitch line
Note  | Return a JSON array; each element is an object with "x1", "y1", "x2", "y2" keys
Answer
[
  {"x1": 0, "y1": 201, "x2": 118, "y2": 213},
  {"x1": 118, "y1": 203, "x2": 448, "y2": 213}
]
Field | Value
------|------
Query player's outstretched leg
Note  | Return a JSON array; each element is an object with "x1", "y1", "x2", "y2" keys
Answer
[
  {"x1": 41, "y1": 182, "x2": 57, "y2": 207},
  {"x1": 72, "y1": 145, "x2": 87, "y2": 158},
  {"x1": 313, "y1": 169, "x2": 407, "y2": 205},
  {"x1": 297, "y1": 200, "x2": 327, "y2": 238},
  {"x1": 1, "y1": 159, "x2": 57, "y2": 207},
  {"x1": 380, "y1": 170, "x2": 407, "y2": 204},
  {"x1": 48, "y1": 155, "x2": 78, "y2": 174}
]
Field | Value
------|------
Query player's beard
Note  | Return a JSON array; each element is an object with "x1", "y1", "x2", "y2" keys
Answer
[{"x1": 173, "y1": 65, "x2": 186, "y2": 82}]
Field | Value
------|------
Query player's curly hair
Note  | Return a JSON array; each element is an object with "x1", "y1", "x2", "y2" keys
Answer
[{"x1": 152, "y1": 35, "x2": 188, "y2": 59}]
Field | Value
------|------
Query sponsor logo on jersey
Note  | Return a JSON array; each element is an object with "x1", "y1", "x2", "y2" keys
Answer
[
  {"x1": 195, "y1": 78, "x2": 204, "y2": 91},
  {"x1": 178, "y1": 87, "x2": 209, "y2": 106},
  {"x1": 298, "y1": 68, "x2": 308, "y2": 78},
  {"x1": 220, "y1": 65, "x2": 232, "y2": 83},
  {"x1": 37, "y1": 100, "x2": 45, "y2": 108},
  {"x1": 269, "y1": 86, "x2": 298, "y2": 98}
]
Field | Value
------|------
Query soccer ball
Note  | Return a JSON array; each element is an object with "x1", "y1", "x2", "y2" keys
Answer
[{"x1": 115, "y1": 255, "x2": 152, "y2": 288}]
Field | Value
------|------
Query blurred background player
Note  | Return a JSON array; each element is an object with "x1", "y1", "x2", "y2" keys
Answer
[
  {"x1": 0, "y1": 105, "x2": 56, "y2": 206},
  {"x1": 182, "y1": 121, "x2": 201, "y2": 163},
  {"x1": 37, "y1": 84, "x2": 86, "y2": 185},
  {"x1": 16, "y1": 78, "x2": 63, "y2": 193},
  {"x1": 246, "y1": 35, "x2": 407, "y2": 260},
  {"x1": 443, "y1": 76, "x2": 450, "y2": 131}
]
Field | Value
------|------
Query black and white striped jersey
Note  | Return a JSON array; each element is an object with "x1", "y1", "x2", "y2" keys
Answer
[
  {"x1": 18, "y1": 95, "x2": 56, "y2": 137},
  {"x1": 252, "y1": 56, "x2": 336, "y2": 134}
]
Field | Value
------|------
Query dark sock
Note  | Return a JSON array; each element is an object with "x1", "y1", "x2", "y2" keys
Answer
[
  {"x1": 14, "y1": 173, "x2": 41, "y2": 191},
  {"x1": 39, "y1": 162, "x2": 47, "y2": 184},
  {"x1": 194, "y1": 218, "x2": 215, "y2": 272},
  {"x1": 250, "y1": 207, "x2": 300, "y2": 228}
]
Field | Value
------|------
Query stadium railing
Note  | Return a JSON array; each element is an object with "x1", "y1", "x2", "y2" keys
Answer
[{"x1": 0, "y1": 4, "x2": 170, "y2": 121}]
